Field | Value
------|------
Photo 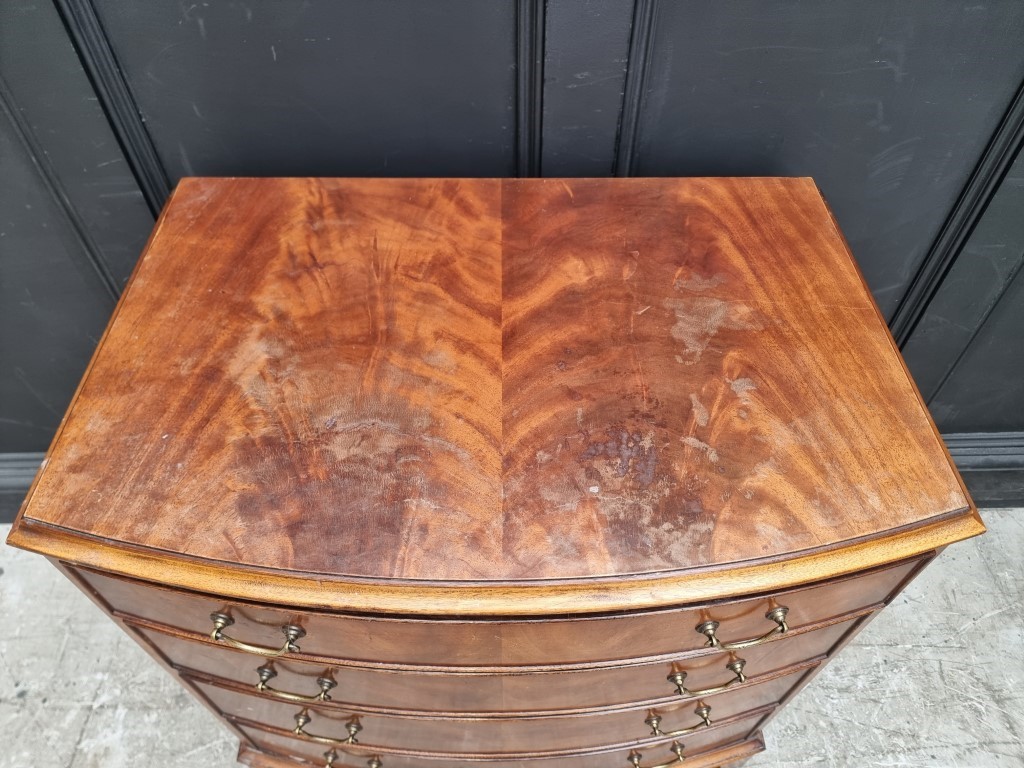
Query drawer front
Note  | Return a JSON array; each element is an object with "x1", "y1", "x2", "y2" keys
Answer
[
  {"x1": 73, "y1": 555, "x2": 924, "y2": 667},
  {"x1": 233, "y1": 707, "x2": 771, "y2": 768},
  {"x1": 191, "y1": 662, "x2": 809, "y2": 752},
  {"x1": 238, "y1": 737, "x2": 768, "y2": 768},
  {"x1": 139, "y1": 612, "x2": 861, "y2": 713}
]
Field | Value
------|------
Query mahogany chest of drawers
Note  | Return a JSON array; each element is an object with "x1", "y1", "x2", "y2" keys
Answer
[{"x1": 7, "y1": 177, "x2": 983, "y2": 767}]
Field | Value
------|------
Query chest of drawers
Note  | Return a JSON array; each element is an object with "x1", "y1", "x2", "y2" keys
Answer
[{"x1": 7, "y1": 177, "x2": 983, "y2": 767}]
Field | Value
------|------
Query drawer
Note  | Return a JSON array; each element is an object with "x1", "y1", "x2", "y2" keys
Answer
[
  {"x1": 72, "y1": 555, "x2": 924, "y2": 667},
  {"x1": 139, "y1": 611, "x2": 863, "y2": 713},
  {"x1": 232, "y1": 705, "x2": 772, "y2": 768},
  {"x1": 190, "y1": 660, "x2": 811, "y2": 752},
  {"x1": 238, "y1": 735, "x2": 768, "y2": 768}
]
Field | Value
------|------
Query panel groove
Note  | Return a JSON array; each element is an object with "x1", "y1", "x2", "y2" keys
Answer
[
  {"x1": 944, "y1": 432, "x2": 1024, "y2": 472},
  {"x1": 51, "y1": 0, "x2": 171, "y2": 215},
  {"x1": 0, "y1": 453, "x2": 45, "y2": 493},
  {"x1": 516, "y1": 0, "x2": 546, "y2": 177},
  {"x1": 614, "y1": 0, "x2": 658, "y2": 177},
  {"x1": 0, "y1": 75, "x2": 120, "y2": 302},
  {"x1": 891, "y1": 78, "x2": 1024, "y2": 345}
]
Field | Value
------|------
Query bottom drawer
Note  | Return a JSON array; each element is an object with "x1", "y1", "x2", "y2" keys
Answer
[
  {"x1": 233, "y1": 705, "x2": 773, "y2": 768},
  {"x1": 239, "y1": 732, "x2": 768, "y2": 768},
  {"x1": 192, "y1": 660, "x2": 811, "y2": 753}
]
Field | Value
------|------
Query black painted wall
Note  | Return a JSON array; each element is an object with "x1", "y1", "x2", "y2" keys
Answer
[
  {"x1": 1, "y1": 0, "x2": 151, "y2": 456},
  {"x1": 2, "y1": 0, "x2": 1024, "y2": 514}
]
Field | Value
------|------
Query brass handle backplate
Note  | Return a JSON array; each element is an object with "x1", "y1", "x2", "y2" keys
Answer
[
  {"x1": 644, "y1": 703, "x2": 712, "y2": 738},
  {"x1": 210, "y1": 612, "x2": 305, "y2": 657},
  {"x1": 667, "y1": 658, "x2": 746, "y2": 697},
  {"x1": 256, "y1": 663, "x2": 337, "y2": 703},
  {"x1": 696, "y1": 606, "x2": 789, "y2": 651},
  {"x1": 628, "y1": 742, "x2": 685, "y2": 768}
]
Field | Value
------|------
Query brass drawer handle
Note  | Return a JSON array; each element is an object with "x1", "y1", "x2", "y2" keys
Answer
[
  {"x1": 324, "y1": 748, "x2": 382, "y2": 768},
  {"x1": 296, "y1": 710, "x2": 383, "y2": 768},
  {"x1": 627, "y1": 742, "x2": 685, "y2": 768},
  {"x1": 256, "y1": 663, "x2": 337, "y2": 702},
  {"x1": 629, "y1": 704, "x2": 711, "y2": 767},
  {"x1": 296, "y1": 708, "x2": 385, "y2": 768},
  {"x1": 696, "y1": 606, "x2": 789, "y2": 650},
  {"x1": 644, "y1": 704, "x2": 712, "y2": 738},
  {"x1": 210, "y1": 612, "x2": 305, "y2": 657},
  {"x1": 667, "y1": 658, "x2": 746, "y2": 697},
  {"x1": 294, "y1": 708, "x2": 362, "y2": 746}
]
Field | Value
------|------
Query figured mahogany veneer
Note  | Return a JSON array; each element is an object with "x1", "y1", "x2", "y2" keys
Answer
[{"x1": 7, "y1": 178, "x2": 982, "y2": 767}]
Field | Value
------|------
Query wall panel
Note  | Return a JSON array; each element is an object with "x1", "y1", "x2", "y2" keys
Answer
[
  {"x1": 629, "y1": 1, "x2": 1024, "y2": 319},
  {"x1": 90, "y1": 0, "x2": 519, "y2": 180},
  {"x1": 0, "y1": 0, "x2": 150, "y2": 460},
  {"x1": 903, "y1": 147, "x2": 1024, "y2": 409},
  {"x1": 0, "y1": 110, "x2": 114, "y2": 452},
  {"x1": 541, "y1": 0, "x2": 633, "y2": 176},
  {"x1": 1, "y1": 0, "x2": 153, "y2": 286}
]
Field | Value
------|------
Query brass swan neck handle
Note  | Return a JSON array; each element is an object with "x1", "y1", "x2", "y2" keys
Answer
[
  {"x1": 667, "y1": 658, "x2": 746, "y2": 697},
  {"x1": 210, "y1": 612, "x2": 305, "y2": 657},
  {"x1": 628, "y1": 742, "x2": 686, "y2": 768},
  {"x1": 255, "y1": 663, "x2": 337, "y2": 702},
  {"x1": 696, "y1": 606, "x2": 789, "y2": 651}
]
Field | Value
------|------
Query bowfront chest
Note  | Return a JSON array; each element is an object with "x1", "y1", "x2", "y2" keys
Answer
[{"x1": 8, "y1": 177, "x2": 983, "y2": 768}]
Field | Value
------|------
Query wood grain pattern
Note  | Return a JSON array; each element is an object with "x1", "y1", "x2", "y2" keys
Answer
[
  {"x1": 10, "y1": 177, "x2": 977, "y2": 588},
  {"x1": 499, "y1": 178, "x2": 970, "y2": 576}
]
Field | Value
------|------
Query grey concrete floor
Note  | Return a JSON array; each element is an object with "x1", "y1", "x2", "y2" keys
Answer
[{"x1": 1, "y1": 510, "x2": 1021, "y2": 768}]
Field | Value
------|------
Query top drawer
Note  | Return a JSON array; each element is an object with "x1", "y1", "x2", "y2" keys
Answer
[{"x1": 70, "y1": 556, "x2": 925, "y2": 667}]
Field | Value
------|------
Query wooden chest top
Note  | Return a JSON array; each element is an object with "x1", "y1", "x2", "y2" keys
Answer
[{"x1": 10, "y1": 177, "x2": 981, "y2": 613}]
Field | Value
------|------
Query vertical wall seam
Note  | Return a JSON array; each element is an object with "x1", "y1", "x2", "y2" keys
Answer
[
  {"x1": 0, "y1": 74, "x2": 120, "y2": 303},
  {"x1": 891, "y1": 79, "x2": 1024, "y2": 345},
  {"x1": 51, "y1": 0, "x2": 171, "y2": 215},
  {"x1": 614, "y1": 0, "x2": 658, "y2": 177},
  {"x1": 516, "y1": 0, "x2": 546, "y2": 177}
]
